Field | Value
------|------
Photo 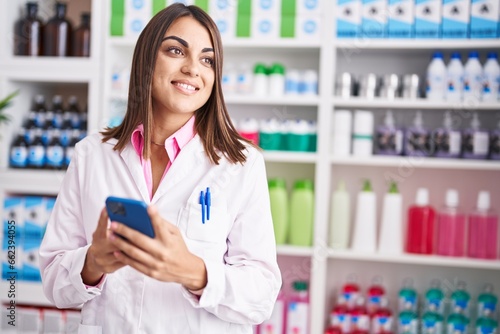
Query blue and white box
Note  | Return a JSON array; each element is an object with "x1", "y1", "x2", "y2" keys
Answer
[
  {"x1": 125, "y1": 0, "x2": 153, "y2": 37},
  {"x1": 2, "y1": 197, "x2": 23, "y2": 239},
  {"x1": 251, "y1": 16, "x2": 281, "y2": 39},
  {"x1": 362, "y1": 0, "x2": 388, "y2": 38},
  {"x1": 470, "y1": 0, "x2": 500, "y2": 38},
  {"x1": 252, "y1": 0, "x2": 282, "y2": 14},
  {"x1": 297, "y1": 0, "x2": 321, "y2": 16},
  {"x1": 24, "y1": 197, "x2": 46, "y2": 240},
  {"x1": 337, "y1": 0, "x2": 362, "y2": 37},
  {"x1": 209, "y1": 0, "x2": 238, "y2": 40},
  {"x1": 415, "y1": 0, "x2": 442, "y2": 38},
  {"x1": 297, "y1": 14, "x2": 322, "y2": 40},
  {"x1": 388, "y1": 0, "x2": 415, "y2": 37},
  {"x1": 442, "y1": 0, "x2": 470, "y2": 38},
  {"x1": 22, "y1": 237, "x2": 42, "y2": 282}
]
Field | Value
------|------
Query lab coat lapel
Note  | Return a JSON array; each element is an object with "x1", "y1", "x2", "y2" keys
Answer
[{"x1": 119, "y1": 143, "x2": 151, "y2": 203}]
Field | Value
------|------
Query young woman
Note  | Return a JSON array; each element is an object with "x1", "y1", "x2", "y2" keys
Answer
[{"x1": 40, "y1": 4, "x2": 281, "y2": 333}]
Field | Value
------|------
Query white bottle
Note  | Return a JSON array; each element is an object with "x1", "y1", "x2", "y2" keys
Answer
[
  {"x1": 352, "y1": 110, "x2": 374, "y2": 157},
  {"x1": 300, "y1": 69, "x2": 319, "y2": 96},
  {"x1": 222, "y1": 62, "x2": 238, "y2": 95},
  {"x1": 352, "y1": 179, "x2": 377, "y2": 253},
  {"x1": 269, "y1": 63, "x2": 286, "y2": 97},
  {"x1": 378, "y1": 181, "x2": 403, "y2": 255},
  {"x1": 285, "y1": 69, "x2": 301, "y2": 95},
  {"x1": 237, "y1": 63, "x2": 253, "y2": 95},
  {"x1": 332, "y1": 110, "x2": 353, "y2": 156},
  {"x1": 329, "y1": 180, "x2": 351, "y2": 250},
  {"x1": 482, "y1": 52, "x2": 500, "y2": 102},
  {"x1": 253, "y1": 63, "x2": 268, "y2": 97},
  {"x1": 426, "y1": 52, "x2": 447, "y2": 101},
  {"x1": 463, "y1": 51, "x2": 483, "y2": 102},
  {"x1": 445, "y1": 52, "x2": 464, "y2": 102}
]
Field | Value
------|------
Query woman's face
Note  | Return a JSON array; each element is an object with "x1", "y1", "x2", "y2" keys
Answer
[{"x1": 151, "y1": 16, "x2": 215, "y2": 116}]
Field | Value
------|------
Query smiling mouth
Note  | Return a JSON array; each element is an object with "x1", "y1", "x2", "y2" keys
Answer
[{"x1": 173, "y1": 81, "x2": 198, "y2": 92}]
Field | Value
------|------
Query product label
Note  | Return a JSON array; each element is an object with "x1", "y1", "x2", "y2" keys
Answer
[
  {"x1": 388, "y1": 0, "x2": 414, "y2": 37},
  {"x1": 28, "y1": 146, "x2": 45, "y2": 167},
  {"x1": 483, "y1": 71, "x2": 500, "y2": 99},
  {"x1": 362, "y1": 0, "x2": 388, "y2": 37},
  {"x1": 470, "y1": 0, "x2": 500, "y2": 38},
  {"x1": 442, "y1": 0, "x2": 470, "y2": 38},
  {"x1": 448, "y1": 321, "x2": 468, "y2": 334},
  {"x1": 351, "y1": 314, "x2": 370, "y2": 331},
  {"x1": 372, "y1": 315, "x2": 393, "y2": 333},
  {"x1": 10, "y1": 147, "x2": 28, "y2": 167},
  {"x1": 415, "y1": 0, "x2": 442, "y2": 37},
  {"x1": 473, "y1": 132, "x2": 489, "y2": 155},
  {"x1": 331, "y1": 312, "x2": 351, "y2": 333},
  {"x1": 287, "y1": 301, "x2": 309, "y2": 334},
  {"x1": 337, "y1": 0, "x2": 362, "y2": 37},
  {"x1": 46, "y1": 146, "x2": 64, "y2": 168},
  {"x1": 399, "y1": 317, "x2": 419, "y2": 334}
]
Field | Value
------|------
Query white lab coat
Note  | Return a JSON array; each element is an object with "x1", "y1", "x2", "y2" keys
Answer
[{"x1": 39, "y1": 133, "x2": 282, "y2": 334}]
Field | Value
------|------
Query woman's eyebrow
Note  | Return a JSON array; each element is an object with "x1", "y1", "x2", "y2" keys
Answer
[{"x1": 162, "y1": 35, "x2": 214, "y2": 53}]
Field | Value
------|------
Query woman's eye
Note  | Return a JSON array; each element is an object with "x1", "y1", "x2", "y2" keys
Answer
[
  {"x1": 167, "y1": 47, "x2": 183, "y2": 55},
  {"x1": 202, "y1": 57, "x2": 214, "y2": 67}
]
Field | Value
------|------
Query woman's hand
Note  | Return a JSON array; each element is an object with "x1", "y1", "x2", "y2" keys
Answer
[
  {"x1": 108, "y1": 205, "x2": 207, "y2": 291},
  {"x1": 81, "y1": 208, "x2": 126, "y2": 285}
]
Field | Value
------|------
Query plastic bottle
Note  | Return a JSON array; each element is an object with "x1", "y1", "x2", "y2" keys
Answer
[
  {"x1": 72, "y1": 13, "x2": 91, "y2": 57},
  {"x1": 332, "y1": 110, "x2": 352, "y2": 157},
  {"x1": 45, "y1": 129, "x2": 64, "y2": 170},
  {"x1": 371, "y1": 299, "x2": 393, "y2": 334},
  {"x1": 329, "y1": 181, "x2": 351, "y2": 250},
  {"x1": 43, "y1": 2, "x2": 73, "y2": 57},
  {"x1": 436, "y1": 189, "x2": 466, "y2": 257},
  {"x1": 259, "y1": 118, "x2": 281, "y2": 151},
  {"x1": 253, "y1": 63, "x2": 269, "y2": 96},
  {"x1": 286, "y1": 281, "x2": 309, "y2": 334},
  {"x1": 32, "y1": 94, "x2": 47, "y2": 128},
  {"x1": 467, "y1": 191, "x2": 499, "y2": 259},
  {"x1": 237, "y1": 63, "x2": 253, "y2": 95},
  {"x1": 378, "y1": 181, "x2": 403, "y2": 255},
  {"x1": 269, "y1": 63, "x2": 285, "y2": 97},
  {"x1": 424, "y1": 279, "x2": 445, "y2": 314},
  {"x1": 349, "y1": 297, "x2": 370, "y2": 334},
  {"x1": 288, "y1": 180, "x2": 314, "y2": 247},
  {"x1": 463, "y1": 51, "x2": 483, "y2": 102},
  {"x1": 351, "y1": 179, "x2": 377, "y2": 253},
  {"x1": 406, "y1": 188, "x2": 436, "y2": 255},
  {"x1": 10, "y1": 129, "x2": 29, "y2": 169},
  {"x1": 482, "y1": 52, "x2": 500, "y2": 102},
  {"x1": 445, "y1": 52, "x2": 464, "y2": 102},
  {"x1": 397, "y1": 310, "x2": 418, "y2": 334},
  {"x1": 287, "y1": 119, "x2": 310, "y2": 152},
  {"x1": 268, "y1": 178, "x2": 289, "y2": 245},
  {"x1": 398, "y1": 278, "x2": 418, "y2": 313},
  {"x1": 352, "y1": 110, "x2": 374, "y2": 157},
  {"x1": 67, "y1": 96, "x2": 81, "y2": 129},
  {"x1": 51, "y1": 95, "x2": 64, "y2": 129},
  {"x1": 446, "y1": 313, "x2": 469, "y2": 334},
  {"x1": 477, "y1": 284, "x2": 498, "y2": 318},
  {"x1": 308, "y1": 120, "x2": 317, "y2": 152},
  {"x1": 426, "y1": 52, "x2": 447, "y2": 101},
  {"x1": 14, "y1": 2, "x2": 43, "y2": 56},
  {"x1": 475, "y1": 318, "x2": 498, "y2": 334},
  {"x1": 342, "y1": 275, "x2": 361, "y2": 309},
  {"x1": 421, "y1": 311, "x2": 444, "y2": 334},
  {"x1": 376, "y1": 110, "x2": 403, "y2": 156},
  {"x1": 330, "y1": 296, "x2": 351, "y2": 334},
  {"x1": 285, "y1": 69, "x2": 301, "y2": 95},
  {"x1": 450, "y1": 281, "x2": 471, "y2": 316},
  {"x1": 404, "y1": 111, "x2": 431, "y2": 157},
  {"x1": 238, "y1": 118, "x2": 259, "y2": 145},
  {"x1": 490, "y1": 118, "x2": 500, "y2": 160},
  {"x1": 367, "y1": 276, "x2": 386, "y2": 315},
  {"x1": 300, "y1": 70, "x2": 319, "y2": 96},
  {"x1": 432, "y1": 111, "x2": 462, "y2": 158},
  {"x1": 28, "y1": 129, "x2": 46, "y2": 169},
  {"x1": 462, "y1": 113, "x2": 489, "y2": 160},
  {"x1": 222, "y1": 62, "x2": 238, "y2": 94},
  {"x1": 259, "y1": 290, "x2": 285, "y2": 334}
]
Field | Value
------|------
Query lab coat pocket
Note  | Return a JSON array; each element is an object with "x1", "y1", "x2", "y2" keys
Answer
[
  {"x1": 78, "y1": 324, "x2": 102, "y2": 334},
  {"x1": 186, "y1": 203, "x2": 229, "y2": 244}
]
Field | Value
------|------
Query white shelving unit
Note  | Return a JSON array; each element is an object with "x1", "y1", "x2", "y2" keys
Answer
[{"x1": 1, "y1": 1, "x2": 499, "y2": 333}]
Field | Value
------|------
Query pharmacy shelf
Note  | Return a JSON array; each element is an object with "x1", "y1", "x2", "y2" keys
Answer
[
  {"x1": 1, "y1": 58, "x2": 97, "y2": 82},
  {"x1": 108, "y1": 36, "x2": 321, "y2": 49},
  {"x1": 277, "y1": 245, "x2": 314, "y2": 257},
  {"x1": 328, "y1": 250, "x2": 500, "y2": 270},
  {"x1": 335, "y1": 39, "x2": 500, "y2": 50},
  {"x1": 263, "y1": 151, "x2": 317, "y2": 163},
  {"x1": 225, "y1": 94, "x2": 320, "y2": 106},
  {"x1": 332, "y1": 97, "x2": 500, "y2": 110},
  {"x1": 0, "y1": 170, "x2": 65, "y2": 195},
  {"x1": 0, "y1": 281, "x2": 53, "y2": 307},
  {"x1": 330, "y1": 156, "x2": 500, "y2": 171}
]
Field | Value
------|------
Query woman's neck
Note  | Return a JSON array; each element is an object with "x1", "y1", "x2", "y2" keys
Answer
[{"x1": 152, "y1": 112, "x2": 194, "y2": 143}]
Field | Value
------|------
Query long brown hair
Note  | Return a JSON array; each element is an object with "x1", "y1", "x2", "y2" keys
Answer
[{"x1": 101, "y1": 3, "x2": 249, "y2": 164}]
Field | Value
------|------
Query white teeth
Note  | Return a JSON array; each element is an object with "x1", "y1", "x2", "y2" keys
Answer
[{"x1": 175, "y1": 82, "x2": 196, "y2": 91}]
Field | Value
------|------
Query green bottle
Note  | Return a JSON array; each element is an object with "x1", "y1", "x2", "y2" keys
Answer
[
  {"x1": 446, "y1": 313, "x2": 469, "y2": 334},
  {"x1": 476, "y1": 317, "x2": 498, "y2": 334},
  {"x1": 288, "y1": 179, "x2": 314, "y2": 246},
  {"x1": 424, "y1": 279, "x2": 445, "y2": 314},
  {"x1": 450, "y1": 281, "x2": 470, "y2": 316},
  {"x1": 478, "y1": 284, "x2": 498, "y2": 318},
  {"x1": 398, "y1": 278, "x2": 418, "y2": 312},
  {"x1": 421, "y1": 311, "x2": 444, "y2": 334},
  {"x1": 268, "y1": 178, "x2": 289, "y2": 245},
  {"x1": 398, "y1": 310, "x2": 418, "y2": 334}
]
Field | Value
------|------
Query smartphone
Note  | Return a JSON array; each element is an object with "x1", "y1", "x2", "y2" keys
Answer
[{"x1": 105, "y1": 196, "x2": 155, "y2": 238}]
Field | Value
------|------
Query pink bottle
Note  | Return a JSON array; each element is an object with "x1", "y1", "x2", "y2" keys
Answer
[
  {"x1": 238, "y1": 118, "x2": 260, "y2": 145},
  {"x1": 467, "y1": 191, "x2": 499, "y2": 259},
  {"x1": 436, "y1": 189, "x2": 466, "y2": 257},
  {"x1": 406, "y1": 188, "x2": 436, "y2": 254}
]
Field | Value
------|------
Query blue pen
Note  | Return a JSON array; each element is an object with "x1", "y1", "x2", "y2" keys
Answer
[
  {"x1": 199, "y1": 190, "x2": 205, "y2": 224},
  {"x1": 205, "y1": 187, "x2": 211, "y2": 221}
]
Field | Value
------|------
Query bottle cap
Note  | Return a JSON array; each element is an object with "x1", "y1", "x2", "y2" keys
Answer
[
  {"x1": 294, "y1": 179, "x2": 313, "y2": 190},
  {"x1": 254, "y1": 63, "x2": 268, "y2": 75},
  {"x1": 362, "y1": 179, "x2": 373, "y2": 192},
  {"x1": 270, "y1": 63, "x2": 285, "y2": 75},
  {"x1": 445, "y1": 189, "x2": 459, "y2": 207},
  {"x1": 293, "y1": 281, "x2": 308, "y2": 291},
  {"x1": 477, "y1": 191, "x2": 490, "y2": 211},
  {"x1": 469, "y1": 51, "x2": 479, "y2": 59},
  {"x1": 487, "y1": 52, "x2": 498, "y2": 59},
  {"x1": 432, "y1": 52, "x2": 444, "y2": 59},
  {"x1": 388, "y1": 181, "x2": 399, "y2": 194},
  {"x1": 451, "y1": 52, "x2": 461, "y2": 60},
  {"x1": 268, "y1": 178, "x2": 286, "y2": 189},
  {"x1": 415, "y1": 188, "x2": 429, "y2": 206}
]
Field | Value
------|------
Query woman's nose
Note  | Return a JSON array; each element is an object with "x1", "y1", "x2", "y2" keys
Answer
[{"x1": 181, "y1": 58, "x2": 200, "y2": 77}]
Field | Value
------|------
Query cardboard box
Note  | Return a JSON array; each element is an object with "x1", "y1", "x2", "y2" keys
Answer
[
  {"x1": 442, "y1": 0, "x2": 470, "y2": 38},
  {"x1": 470, "y1": 0, "x2": 500, "y2": 38},
  {"x1": 362, "y1": 0, "x2": 388, "y2": 38},
  {"x1": 388, "y1": 0, "x2": 415, "y2": 37},
  {"x1": 415, "y1": 0, "x2": 442, "y2": 38},
  {"x1": 337, "y1": 0, "x2": 362, "y2": 38}
]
